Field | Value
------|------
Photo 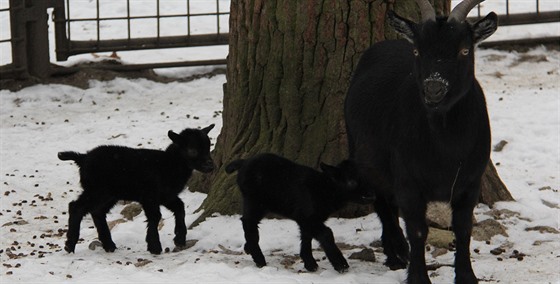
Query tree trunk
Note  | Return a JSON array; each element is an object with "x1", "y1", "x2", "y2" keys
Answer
[{"x1": 189, "y1": 0, "x2": 513, "y2": 226}]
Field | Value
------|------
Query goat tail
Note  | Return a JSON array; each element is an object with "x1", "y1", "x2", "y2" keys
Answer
[
  {"x1": 58, "y1": 151, "x2": 85, "y2": 165},
  {"x1": 225, "y1": 159, "x2": 245, "y2": 174}
]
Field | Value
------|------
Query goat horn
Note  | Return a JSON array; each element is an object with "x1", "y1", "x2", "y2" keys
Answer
[
  {"x1": 416, "y1": 0, "x2": 436, "y2": 22},
  {"x1": 448, "y1": 0, "x2": 484, "y2": 22}
]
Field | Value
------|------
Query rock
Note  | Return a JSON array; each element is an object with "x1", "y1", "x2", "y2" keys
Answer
[
  {"x1": 493, "y1": 140, "x2": 508, "y2": 152},
  {"x1": 88, "y1": 240, "x2": 103, "y2": 250},
  {"x1": 430, "y1": 247, "x2": 448, "y2": 258},
  {"x1": 172, "y1": 239, "x2": 198, "y2": 252},
  {"x1": 484, "y1": 208, "x2": 521, "y2": 220},
  {"x1": 348, "y1": 248, "x2": 376, "y2": 262},
  {"x1": 120, "y1": 203, "x2": 143, "y2": 220},
  {"x1": 472, "y1": 219, "x2": 508, "y2": 242},
  {"x1": 108, "y1": 218, "x2": 126, "y2": 230},
  {"x1": 525, "y1": 226, "x2": 559, "y2": 234},
  {"x1": 426, "y1": 202, "x2": 452, "y2": 229},
  {"x1": 427, "y1": 227, "x2": 455, "y2": 249}
]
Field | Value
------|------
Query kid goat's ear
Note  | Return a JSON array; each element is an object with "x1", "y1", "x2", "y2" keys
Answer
[
  {"x1": 168, "y1": 130, "x2": 182, "y2": 143},
  {"x1": 202, "y1": 124, "x2": 215, "y2": 135}
]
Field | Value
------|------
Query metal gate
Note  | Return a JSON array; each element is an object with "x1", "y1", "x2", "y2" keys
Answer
[
  {"x1": 0, "y1": 0, "x2": 230, "y2": 79},
  {"x1": 0, "y1": 0, "x2": 559, "y2": 80}
]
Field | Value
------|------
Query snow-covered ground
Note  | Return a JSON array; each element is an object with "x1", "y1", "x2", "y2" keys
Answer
[
  {"x1": 1, "y1": 45, "x2": 559, "y2": 284},
  {"x1": 1, "y1": 0, "x2": 560, "y2": 283}
]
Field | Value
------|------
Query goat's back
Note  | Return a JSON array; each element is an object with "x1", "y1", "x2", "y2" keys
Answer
[{"x1": 76, "y1": 145, "x2": 191, "y2": 199}]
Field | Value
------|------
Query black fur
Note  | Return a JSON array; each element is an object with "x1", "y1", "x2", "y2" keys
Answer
[
  {"x1": 226, "y1": 153, "x2": 374, "y2": 273},
  {"x1": 59, "y1": 124, "x2": 215, "y2": 254},
  {"x1": 345, "y1": 9, "x2": 497, "y2": 284}
]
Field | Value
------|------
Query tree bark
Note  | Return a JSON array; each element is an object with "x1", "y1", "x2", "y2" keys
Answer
[{"x1": 189, "y1": 0, "x2": 513, "y2": 226}]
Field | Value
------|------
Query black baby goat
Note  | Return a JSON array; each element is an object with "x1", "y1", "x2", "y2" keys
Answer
[
  {"x1": 59, "y1": 124, "x2": 215, "y2": 254},
  {"x1": 345, "y1": 0, "x2": 497, "y2": 283},
  {"x1": 225, "y1": 153, "x2": 374, "y2": 273}
]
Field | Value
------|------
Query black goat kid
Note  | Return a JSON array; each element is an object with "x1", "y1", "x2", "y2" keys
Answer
[
  {"x1": 59, "y1": 124, "x2": 215, "y2": 254},
  {"x1": 344, "y1": 0, "x2": 497, "y2": 283},
  {"x1": 225, "y1": 153, "x2": 374, "y2": 273}
]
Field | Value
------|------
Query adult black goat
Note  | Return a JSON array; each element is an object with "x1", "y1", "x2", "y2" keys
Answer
[
  {"x1": 59, "y1": 124, "x2": 215, "y2": 254},
  {"x1": 344, "y1": 0, "x2": 497, "y2": 283}
]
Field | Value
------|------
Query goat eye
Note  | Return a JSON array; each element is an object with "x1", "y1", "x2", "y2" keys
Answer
[
  {"x1": 413, "y1": 49, "x2": 419, "y2": 56},
  {"x1": 460, "y1": 48, "x2": 470, "y2": 56}
]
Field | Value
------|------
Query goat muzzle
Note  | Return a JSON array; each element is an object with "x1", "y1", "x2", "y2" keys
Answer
[
  {"x1": 423, "y1": 73, "x2": 449, "y2": 105},
  {"x1": 198, "y1": 160, "x2": 215, "y2": 173}
]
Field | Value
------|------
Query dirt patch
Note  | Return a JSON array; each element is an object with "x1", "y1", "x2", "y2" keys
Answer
[{"x1": 0, "y1": 62, "x2": 226, "y2": 92}]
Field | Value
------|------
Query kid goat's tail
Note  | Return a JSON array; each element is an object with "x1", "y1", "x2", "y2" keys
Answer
[
  {"x1": 224, "y1": 159, "x2": 245, "y2": 174},
  {"x1": 58, "y1": 151, "x2": 85, "y2": 165}
]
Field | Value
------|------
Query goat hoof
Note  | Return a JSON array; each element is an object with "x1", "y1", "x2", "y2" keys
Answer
[
  {"x1": 64, "y1": 242, "x2": 76, "y2": 253},
  {"x1": 334, "y1": 261, "x2": 350, "y2": 273},
  {"x1": 173, "y1": 237, "x2": 186, "y2": 247},
  {"x1": 64, "y1": 245, "x2": 75, "y2": 253},
  {"x1": 148, "y1": 246, "x2": 162, "y2": 255},
  {"x1": 103, "y1": 245, "x2": 116, "y2": 253},
  {"x1": 255, "y1": 262, "x2": 266, "y2": 268},
  {"x1": 385, "y1": 255, "x2": 408, "y2": 270},
  {"x1": 335, "y1": 266, "x2": 349, "y2": 273},
  {"x1": 304, "y1": 263, "x2": 318, "y2": 272}
]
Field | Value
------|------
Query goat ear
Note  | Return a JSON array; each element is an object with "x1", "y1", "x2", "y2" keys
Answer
[
  {"x1": 168, "y1": 130, "x2": 181, "y2": 143},
  {"x1": 387, "y1": 10, "x2": 416, "y2": 43},
  {"x1": 472, "y1": 12, "x2": 498, "y2": 45},
  {"x1": 201, "y1": 124, "x2": 215, "y2": 134}
]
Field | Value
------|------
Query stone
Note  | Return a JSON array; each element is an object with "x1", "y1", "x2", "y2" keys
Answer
[
  {"x1": 427, "y1": 227, "x2": 455, "y2": 249},
  {"x1": 472, "y1": 219, "x2": 508, "y2": 242},
  {"x1": 120, "y1": 203, "x2": 143, "y2": 220},
  {"x1": 349, "y1": 248, "x2": 376, "y2": 262}
]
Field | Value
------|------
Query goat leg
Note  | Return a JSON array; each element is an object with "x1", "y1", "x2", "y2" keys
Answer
[
  {"x1": 163, "y1": 197, "x2": 187, "y2": 248},
  {"x1": 65, "y1": 200, "x2": 88, "y2": 253},
  {"x1": 312, "y1": 223, "x2": 349, "y2": 273},
  {"x1": 298, "y1": 227, "x2": 318, "y2": 272},
  {"x1": 375, "y1": 197, "x2": 409, "y2": 270},
  {"x1": 142, "y1": 203, "x2": 163, "y2": 254},
  {"x1": 91, "y1": 212, "x2": 116, "y2": 252},
  {"x1": 400, "y1": 198, "x2": 431, "y2": 284},
  {"x1": 241, "y1": 216, "x2": 266, "y2": 268},
  {"x1": 452, "y1": 190, "x2": 479, "y2": 284}
]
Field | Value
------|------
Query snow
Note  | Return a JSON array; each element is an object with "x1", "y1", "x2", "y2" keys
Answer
[{"x1": 1, "y1": 1, "x2": 560, "y2": 283}]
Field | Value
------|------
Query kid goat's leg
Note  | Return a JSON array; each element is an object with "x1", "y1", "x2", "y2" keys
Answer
[
  {"x1": 309, "y1": 223, "x2": 349, "y2": 273},
  {"x1": 241, "y1": 201, "x2": 266, "y2": 268},
  {"x1": 90, "y1": 199, "x2": 118, "y2": 252},
  {"x1": 298, "y1": 225, "x2": 318, "y2": 272},
  {"x1": 163, "y1": 197, "x2": 187, "y2": 248},
  {"x1": 141, "y1": 202, "x2": 163, "y2": 254},
  {"x1": 65, "y1": 195, "x2": 90, "y2": 253}
]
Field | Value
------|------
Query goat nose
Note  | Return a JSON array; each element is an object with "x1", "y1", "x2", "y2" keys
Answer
[{"x1": 423, "y1": 80, "x2": 448, "y2": 104}]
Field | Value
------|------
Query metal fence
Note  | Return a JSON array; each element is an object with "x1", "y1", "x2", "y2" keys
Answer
[
  {"x1": 0, "y1": 0, "x2": 559, "y2": 80},
  {"x1": 54, "y1": 0, "x2": 229, "y2": 61}
]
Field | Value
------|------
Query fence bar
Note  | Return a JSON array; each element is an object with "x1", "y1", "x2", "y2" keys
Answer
[
  {"x1": 497, "y1": 11, "x2": 559, "y2": 26},
  {"x1": 64, "y1": 33, "x2": 228, "y2": 56},
  {"x1": 53, "y1": 0, "x2": 69, "y2": 61},
  {"x1": 51, "y1": 59, "x2": 226, "y2": 75},
  {"x1": 9, "y1": 0, "x2": 27, "y2": 78}
]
